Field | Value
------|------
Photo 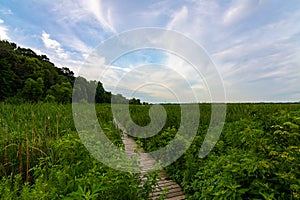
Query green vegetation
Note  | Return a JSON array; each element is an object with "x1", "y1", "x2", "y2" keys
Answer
[
  {"x1": 0, "y1": 40, "x2": 74, "y2": 103},
  {"x1": 0, "y1": 103, "x2": 160, "y2": 199},
  {"x1": 1, "y1": 40, "x2": 300, "y2": 199},
  {"x1": 126, "y1": 103, "x2": 300, "y2": 199},
  {"x1": 0, "y1": 40, "x2": 141, "y2": 104},
  {"x1": 3, "y1": 103, "x2": 298, "y2": 199}
]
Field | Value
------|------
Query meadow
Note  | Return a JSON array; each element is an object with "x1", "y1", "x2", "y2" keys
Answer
[
  {"x1": 0, "y1": 102, "x2": 300, "y2": 199},
  {"x1": 0, "y1": 103, "x2": 157, "y2": 199}
]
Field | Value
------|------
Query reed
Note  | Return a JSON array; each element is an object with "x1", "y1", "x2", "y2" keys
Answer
[{"x1": 0, "y1": 103, "x2": 74, "y2": 183}]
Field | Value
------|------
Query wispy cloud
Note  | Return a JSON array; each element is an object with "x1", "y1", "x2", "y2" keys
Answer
[
  {"x1": 223, "y1": 0, "x2": 260, "y2": 25},
  {"x1": 1, "y1": 0, "x2": 300, "y2": 102},
  {"x1": 167, "y1": 6, "x2": 188, "y2": 30},
  {"x1": 41, "y1": 31, "x2": 68, "y2": 59},
  {"x1": 85, "y1": 0, "x2": 116, "y2": 33},
  {"x1": 0, "y1": 8, "x2": 12, "y2": 15},
  {"x1": 0, "y1": 19, "x2": 10, "y2": 40},
  {"x1": 40, "y1": 30, "x2": 86, "y2": 72}
]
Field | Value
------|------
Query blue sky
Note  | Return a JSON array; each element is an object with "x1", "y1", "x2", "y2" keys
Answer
[{"x1": 0, "y1": 0, "x2": 300, "y2": 102}]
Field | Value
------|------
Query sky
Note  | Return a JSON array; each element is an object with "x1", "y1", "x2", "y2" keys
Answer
[{"x1": 0, "y1": 0, "x2": 300, "y2": 103}]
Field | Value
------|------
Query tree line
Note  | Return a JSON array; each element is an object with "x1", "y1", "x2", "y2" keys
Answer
[{"x1": 0, "y1": 40, "x2": 142, "y2": 104}]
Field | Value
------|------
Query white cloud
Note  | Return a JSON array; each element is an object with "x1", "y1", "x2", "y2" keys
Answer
[
  {"x1": 223, "y1": 0, "x2": 259, "y2": 25},
  {"x1": 167, "y1": 6, "x2": 188, "y2": 30},
  {"x1": 41, "y1": 31, "x2": 69, "y2": 60},
  {"x1": 164, "y1": 1, "x2": 223, "y2": 45},
  {"x1": 163, "y1": 53, "x2": 213, "y2": 102},
  {"x1": 213, "y1": 11, "x2": 300, "y2": 78},
  {"x1": 30, "y1": 0, "x2": 115, "y2": 72},
  {"x1": 107, "y1": 64, "x2": 200, "y2": 103},
  {"x1": 85, "y1": 0, "x2": 116, "y2": 33},
  {"x1": 96, "y1": 52, "x2": 211, "y2": 102},
  {"x1": 35, "y1": 1, "x2": 300, "y2": 102},
  {"x1": 77, "y1": 45, "x2": 210, "y2": 102},
  {"x1": 3, "y1": 0, "x2": 300, "y2": 102},
  {"x1": 41, "y1": 31, "x2": 68, "y2": 59},
  {"x1": 155, "y1": 0, "x2": 300, "y2": 102},
  {"x1": 50, "y1": 0, "x2": 116, "y2": 34},
  {"x1": 31, "y1": 48, "x2": 46, "y2": 56},
  {"x1": 42, "y1": 31, "x2": 60, "y2": 49},
  {"x1": 0, "y1": 19, "x2": 10, "y2": 40}
]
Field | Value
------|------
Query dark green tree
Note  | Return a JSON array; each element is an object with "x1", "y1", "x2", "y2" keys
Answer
[
  {"x1": 129, "y1": 98, "x2": 141, "y2": 105},
  {"x1": 0, "y1": 59, "x2": 16, "y2": 100},
  {"x1": 22, "y1": 77, "x2": 44, "y2": 102},
  {"x1": 47, "y1": 82, "x2": 72, "y2": 104},
  {"x1": 95, "y1": 81, "x2": 111, "y2": 103},
  {"x1": 58, "y1": 67, "x2": 75, "y2": 85},
  {"x1": 0, "y1": 40, "x2": 146, "y2": 104}
]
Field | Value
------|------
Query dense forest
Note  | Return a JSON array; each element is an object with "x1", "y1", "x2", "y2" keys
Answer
[{"x1": 0, "y1": 40, "x2": 141, "y2": 105}]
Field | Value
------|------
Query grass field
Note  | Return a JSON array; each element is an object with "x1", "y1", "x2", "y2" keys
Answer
[{"x1": 1, "y1": 102, "x2": 300, "y2": 199}]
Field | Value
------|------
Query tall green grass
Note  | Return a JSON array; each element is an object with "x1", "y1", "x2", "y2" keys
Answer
[
  {"x1": 0, "y1": 102, "x2": 158, "y2": 199},
  {"x1": 0, "y1": 103, "x2": 74, "y2": 182}
]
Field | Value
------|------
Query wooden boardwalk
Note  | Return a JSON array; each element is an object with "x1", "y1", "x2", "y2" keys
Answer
[{"x1": 116, "y1": 121, "x2": 186, "y2": 200}]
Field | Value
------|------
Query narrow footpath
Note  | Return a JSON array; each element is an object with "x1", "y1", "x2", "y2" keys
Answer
[{"x1": 115, "y1": 120, "x2": 186, "y2": 200}]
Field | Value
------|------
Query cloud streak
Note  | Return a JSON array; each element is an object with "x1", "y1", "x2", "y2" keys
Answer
[
  {"x1": 1, "y1": 0, "x2": 300, "y2": 102},
  {"x1": 223, "y1": 0, "x2": 260, "y2": 25},
  {"x1": 86, "y1": 0, "x2": 116, "y2": 33}
]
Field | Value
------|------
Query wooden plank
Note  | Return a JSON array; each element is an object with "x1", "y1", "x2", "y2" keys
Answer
[
  {"x1": 116, "y1": 121, "x2": 186, "y2": 200},
  {"x1": 151, "y1": 187, "x2": 183, "y2": 196},
  {"x1": 164, "y1": 195, "x2": 186, "y2": 200},
  {"x1": 151, "y1": 191, "x2": 185, "y2": 200},
  {"x1": 160, "y1": 184, "x2": 181, "y2": 190},
  {"x1": 167, "y1": 191, "x2": 186, "y2": 198},
  {"x1": 153, "y1": 184, "x2": 180, "y2": 192}
]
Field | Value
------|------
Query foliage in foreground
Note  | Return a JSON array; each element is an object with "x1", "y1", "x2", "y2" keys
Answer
[
  {"x1": 0, "y1": 103, "x2": 157, "y2": 199},
  {"x1": 128, "y1": 103, "x2": 300, "y2": 199},
  {"x1": 1, "y1": 102, "x2": 300, "y2": 199}
]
